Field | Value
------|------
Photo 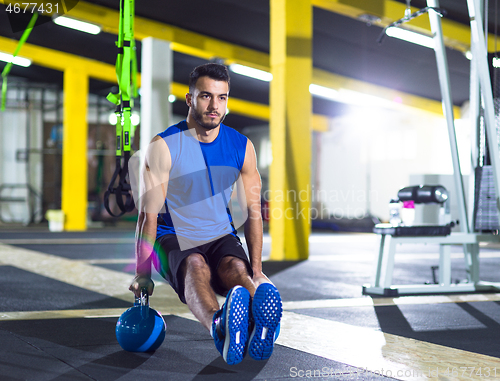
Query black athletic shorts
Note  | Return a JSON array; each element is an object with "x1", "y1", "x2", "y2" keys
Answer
[{"x1": 153, "y1": 234, "x2": 253, "y2": 304}]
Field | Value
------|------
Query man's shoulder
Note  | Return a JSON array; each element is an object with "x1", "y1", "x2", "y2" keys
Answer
[
  {"x1": 159, "y1": 120, "x2": 188, "y2": 138},
  {"x1": 221, "y1": 123, "x2": 248, "y2": 143}
]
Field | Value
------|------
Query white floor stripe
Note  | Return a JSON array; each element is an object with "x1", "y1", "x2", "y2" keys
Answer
[
  {"x1": 282, "y1": 293, "x2": 500, "y2": 310},
  {"x1": 75, "y1": 258, "x2": 135, "y2": 264},
  {"x1": 0, "y1": 308, "x2": 125, "y2": 321},
  {"x1": 0, "y1": 243, "x2": 186, "y2": 311},
  {"x1": 308, "y1": 252, "x2": 500, "y2": 262}
]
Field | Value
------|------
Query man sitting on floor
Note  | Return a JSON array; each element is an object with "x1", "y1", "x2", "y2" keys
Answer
[{"x1": 129, "y1": 63, "x2": 282, "y2": 365}]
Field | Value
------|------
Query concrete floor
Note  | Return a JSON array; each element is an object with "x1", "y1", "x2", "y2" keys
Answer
[{"x1": 2, "y1": 225, "x2": 500, "y2": 380}]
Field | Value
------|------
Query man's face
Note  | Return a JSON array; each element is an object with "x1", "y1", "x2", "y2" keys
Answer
[{"x1": 187, "y1": 76, "x2": 229, "y2": 130}]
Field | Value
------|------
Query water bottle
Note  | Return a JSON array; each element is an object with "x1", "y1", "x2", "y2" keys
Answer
[
  {"x1": 401, "y1": 200, "x2": 415, "y2": 226},
  {"x1": 389, "y1": 199, "x2": 401, "y2": 226}
]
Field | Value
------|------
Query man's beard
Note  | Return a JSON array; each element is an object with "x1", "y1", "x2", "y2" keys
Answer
[{"x1": 191, "y1": 108, "x2": 226, "y2": 130}]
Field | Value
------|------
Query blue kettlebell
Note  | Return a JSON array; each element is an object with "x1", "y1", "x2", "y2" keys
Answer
[{"x1": 116, "y1": 288, "x2": 166, "y2": 352}]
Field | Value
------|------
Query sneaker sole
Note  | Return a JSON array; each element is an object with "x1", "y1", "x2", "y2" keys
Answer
[
  {"x1": 248, "y1": 283, "x2": 283, "y2": 361},
  {"x1": 223, "y1": 286, "x2": 250, "y2": 365}
]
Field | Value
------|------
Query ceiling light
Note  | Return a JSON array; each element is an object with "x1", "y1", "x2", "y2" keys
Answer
[
  {"x1": 0, "y1": 52, "x2": 31, "y2": 67},
  {"x1": 108, "y1": 112, "x2": 117, "y2": 125},
  {"x1": 309, "y1": 84, "x2": 400, "y2": 109},
  {"x1": 109, "y1": 112, "x2": 141, "y2": 126},
  {"x1": 309, "y1": 84, "x2": 340, "y2": 101},
  {"x1": 385, "y1": 27, "x2": 434, "y2": 49},
  {"x1": 131, "y1": 112, "x2": 140, "y2": 126},
  {"x1": 168, "y1": 94, "x2": 176, "y2": 103},
  {"x1": 53, "y1": 16, "x2": 101, "y2": 35},
  {"x1": 229, "y1": 64, "x2": 273, "y2": 82},
  {"x1": 493, "y1": 57, "x2": 500, "y2": 68}
]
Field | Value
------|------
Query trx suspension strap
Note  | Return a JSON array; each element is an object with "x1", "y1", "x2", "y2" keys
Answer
[
  {"x1": 1, "y1": 12, "x2": 38, "y2": 111},
  {"x1": 104, "y1": 0, "x2": 138, "y2": 217}
]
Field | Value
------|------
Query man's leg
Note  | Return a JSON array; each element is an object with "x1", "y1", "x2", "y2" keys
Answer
[
  {"x1": 182, "y1": 252, "x2": 251, "y2": 365},
  {"x1": 182, "y1": 253, "x2": 250, "y2": 365},
  {"x1": 182, "y1": 253, "x2": 219, "y2": 331},
  {"x1": 217, "y1": 256, "x2": 257, "y2": 296}
]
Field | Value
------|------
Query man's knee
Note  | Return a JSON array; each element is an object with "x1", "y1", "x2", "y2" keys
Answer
[
  {"x1": 218, "y1": 256, "x2": 249, "y2": 277},
  {"x1": 183, "y1": 253, "x2": 210, "y2": 278}
]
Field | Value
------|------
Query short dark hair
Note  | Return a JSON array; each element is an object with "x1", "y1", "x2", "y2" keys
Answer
[{"x1": 189, "y1": 63, "x2": 230, "y2": 93}]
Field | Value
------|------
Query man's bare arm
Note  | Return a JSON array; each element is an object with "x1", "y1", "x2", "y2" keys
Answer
[
  {"x1": 130, "y1": 135, "x2": 171, "y2": 296},
  {"x1": 240, "y1": 139, "x2": 270, "y2": 285}
]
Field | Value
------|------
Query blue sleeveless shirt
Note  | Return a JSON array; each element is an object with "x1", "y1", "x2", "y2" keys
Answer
[{"x1": 156, "y1": 121, "x2": 247, "y2": 247}]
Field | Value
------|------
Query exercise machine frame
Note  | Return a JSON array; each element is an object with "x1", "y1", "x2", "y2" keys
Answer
[{"x1": 363, "y1": 0, "x2": 500, "y2": 296}]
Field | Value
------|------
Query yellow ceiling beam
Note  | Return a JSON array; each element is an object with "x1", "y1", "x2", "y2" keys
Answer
[
  {"x1": 312, "y1": 114, "x2": 329, "y2": 132},
  {"x1": 312, "y1": 0, "x2": 500, "y2": 53},
  {"x1": 1, "y1": 36, "x2": 333, "y2": 129},
  {"x1": 312, "y1": 67, "x2": 461, "y2": 117},
  {"x1": 0, "y1": 35, "x2": 116, "y2": 82},
  {"x1": 3, "y1": 0, "x2": 270, "y2": 72}
]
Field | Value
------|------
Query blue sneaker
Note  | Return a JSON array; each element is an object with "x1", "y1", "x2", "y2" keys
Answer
[
  {"x1": 248, "y1": 283, "x2": 283, "y2": 361},
  {"x1": 212, "y1": 286, "x2": 250, "y2": 365}
]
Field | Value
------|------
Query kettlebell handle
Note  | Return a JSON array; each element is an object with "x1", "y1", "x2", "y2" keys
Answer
[
  {"x1": 134, "y1": 287, "x2": 150, "y2": 319},
  {"x1": 135, "y1": 287, "x2": 149, "y2": 306}
]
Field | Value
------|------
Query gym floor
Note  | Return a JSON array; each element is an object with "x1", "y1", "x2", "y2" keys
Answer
[{"x1": 1, "y1": 225, "x2": 500, "y2": 381}]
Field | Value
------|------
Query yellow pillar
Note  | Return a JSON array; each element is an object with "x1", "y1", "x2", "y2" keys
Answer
[
  {"x1": 61, "y1": 67, "x2": 88, "y2": 231},
  {"x1": 269, "y1": 0, "x2": 312, "y2": 260}
]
